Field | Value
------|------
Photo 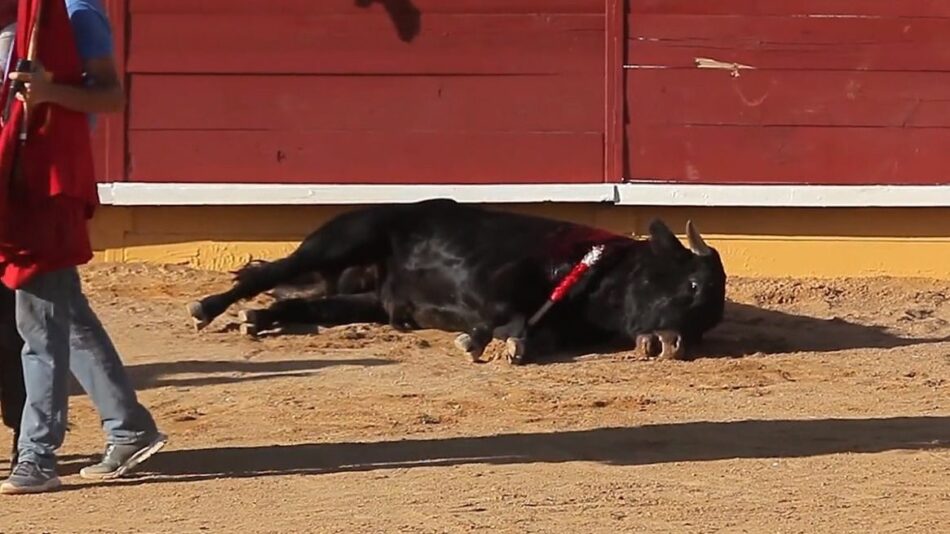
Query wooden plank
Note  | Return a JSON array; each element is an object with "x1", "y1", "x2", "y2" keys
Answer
[
  {"x1": 626, "y1": 125, "x2": 950, "y2": 185},
  {"x1": 128, "y1": 74, "x2": 603, "y2": 132},
  {"x1": 628, "y1": 14, "x2": 950, "y2": 70},
  {"x1": 90, "y1": 0, "x2": 127, "y2": 182},
  {"x1": 627, "y1": 69, "x2": 950, "y2": 127},
  {"x1": 631, "y1": 14, "x2": 950, "y2": 44},
  {"x1": 629, "y1": 0, "x2": 950, "y2": 17},
  {"x1": 128, "y1": 14, "x2": 604, "y2": 74},
  {"x1": 129, "y1": 131, "x2": 604, "y2": 184},
  {"x1": 130, "y1": 0, "x2": 604, "y2": 14},
  {"x1": 629, "y1": 41, "x2": 950, "y2": 71},
  {"x1": 604, "y1": 0, "x2": 625, "y2": 182}
]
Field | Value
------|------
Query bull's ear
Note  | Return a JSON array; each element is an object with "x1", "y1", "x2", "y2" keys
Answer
[{"x1": 648, "y1": 218, "x2": 687, "y2": 256}]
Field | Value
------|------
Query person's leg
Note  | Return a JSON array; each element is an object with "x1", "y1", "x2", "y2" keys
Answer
[
  {"x1": 63, "y1": 268, "x2": 166, "y2": 480},
  {"x1": 1, "y1": 269, "x2": 74, "y2": 494}
]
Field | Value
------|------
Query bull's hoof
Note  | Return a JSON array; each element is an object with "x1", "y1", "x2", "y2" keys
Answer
[
  {"x1": 454, "y1": 333, "x2": 483, "y2": 362},
  {"x1": 505, "y1": 337, "x2": 526, "y2": 365},
  {"x1": 238, "y1": 310, "x2": 261, "y2": 338},
  {"x1": 655, "y1": 330, "x2": 686, "y2": 361},
  {"x1": 635, "y1": 333, "x2": 660, "y2": 359},
  {"x1": 239, "y1": 322, "x2": 259, "y2": 338},
  {"x1": 633, "y1": 332, "x2": 686, "y2": 361},
  {"x1": 187, "y1": 301, "x2": 210, "y2": 332}
]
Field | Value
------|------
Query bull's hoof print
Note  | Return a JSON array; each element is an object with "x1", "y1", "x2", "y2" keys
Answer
[
  {"x1": 505, "y1": 337, "x2": 526, "y2": 365},
  {"x1": 454, "y1": 333, "x2": 483, "y2": 363},
  {"x1": 187, "y1": 301, "x2": 210, "y2": 332},
  {"x1": 237, "y1": 310, "x2": 261, "y2": 338}
]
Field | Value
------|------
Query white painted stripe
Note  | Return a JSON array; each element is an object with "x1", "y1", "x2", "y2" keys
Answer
[
  {"x1": 614, "y1": 183, "x2": 950, "y2": 207},
  {"x1": 98, "y1": 183, "x2": 618, "y2": 206},
  {"x1": 96, "y1": 183, "x2": 950, "y2": 207}
]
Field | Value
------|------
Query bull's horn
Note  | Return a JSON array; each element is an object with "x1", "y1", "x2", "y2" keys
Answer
[{"x1": 686, "y1": 220, "x2": 713, "y2": 256}]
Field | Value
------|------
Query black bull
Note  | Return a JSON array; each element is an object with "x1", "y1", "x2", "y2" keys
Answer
[{"x1": 189, "y1": 199, "x2": 727, "y2": 363}]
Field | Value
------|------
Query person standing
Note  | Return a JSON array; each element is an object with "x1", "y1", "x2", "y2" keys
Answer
[{"x1": 0, "y1": 0, "x2": 166, "y2": 495}]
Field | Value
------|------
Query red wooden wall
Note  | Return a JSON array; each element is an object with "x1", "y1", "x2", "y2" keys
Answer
[
  {"x1": 626, "y1": 0, "x2": 950, "y2": 185},
  {"x1": 123, "y1": 0, "x2": 607, "y2": 184},
  {"x1": 93, "y1": 0, "x2": 950, "y2": 187}
]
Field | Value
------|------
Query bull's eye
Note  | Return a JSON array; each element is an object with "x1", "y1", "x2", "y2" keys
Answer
[{"x1": 689, "y1": 280, "x2": 700, "y2": 292}]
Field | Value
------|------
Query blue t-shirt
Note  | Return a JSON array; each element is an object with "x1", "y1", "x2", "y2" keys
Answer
[
  {"x1": 65, "y1": 0, "x2": 114, "y2": 62},
  {"x1": 64, "y1": 0, "x2": 114, "y2": 127}
]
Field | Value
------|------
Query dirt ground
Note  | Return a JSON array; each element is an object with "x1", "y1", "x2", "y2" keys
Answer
[{"x1": 2, "y1": 263, "x2": 948, "y2": 533}]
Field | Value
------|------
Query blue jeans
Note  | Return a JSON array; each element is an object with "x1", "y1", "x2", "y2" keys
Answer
[{"x1": 15, "y1": 267, "x2": 157, "y2": 469}]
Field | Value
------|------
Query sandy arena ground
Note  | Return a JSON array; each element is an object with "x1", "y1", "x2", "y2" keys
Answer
[{"x1": 2, "y1": 263, "x2": 948, "y2": 533}]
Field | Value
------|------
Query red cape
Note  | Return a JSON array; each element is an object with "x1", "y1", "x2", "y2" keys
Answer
[{"x1": 0, "y1": 0, "x2": 99, "y2": 289}]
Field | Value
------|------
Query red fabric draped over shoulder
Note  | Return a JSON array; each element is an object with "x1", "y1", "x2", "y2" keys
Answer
[{"x1": 0, "y1": 0, "x2": 99, "y2": 289}]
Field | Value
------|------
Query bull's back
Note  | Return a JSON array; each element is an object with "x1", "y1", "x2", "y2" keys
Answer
[{"x1": 395, "y1": 200, "x2": 620, "y2": 264}]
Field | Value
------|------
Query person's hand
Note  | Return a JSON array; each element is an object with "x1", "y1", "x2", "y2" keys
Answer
[{"x1": 8, "y1": 63, "x2": 54, "y2": 111}]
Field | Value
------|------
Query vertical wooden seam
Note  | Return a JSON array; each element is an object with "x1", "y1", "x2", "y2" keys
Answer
[{"x1": 604, "y1": 0, "x2": 624, "y2": 183}]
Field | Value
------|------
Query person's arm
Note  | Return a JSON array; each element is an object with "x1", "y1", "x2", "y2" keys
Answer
[
  {"x1": 8, "y1": 3, "x2": 123, "y2": 115},
  {"x1": 9, "y1": 56, "x2": 124, "y2": 114}
]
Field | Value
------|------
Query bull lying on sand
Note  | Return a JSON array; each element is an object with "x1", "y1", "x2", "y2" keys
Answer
[{"x1": 188, "y1": 199, "x2": 727, "y2": 364}]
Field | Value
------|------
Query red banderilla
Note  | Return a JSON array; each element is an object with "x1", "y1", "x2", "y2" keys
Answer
[{"x1": 527, "y1": 244, "x2": 606, "y2": 328}]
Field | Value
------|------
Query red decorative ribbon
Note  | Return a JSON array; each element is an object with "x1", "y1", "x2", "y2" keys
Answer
[{"x1": 528, "y1": 245, "x2": 606, "y2": 327}]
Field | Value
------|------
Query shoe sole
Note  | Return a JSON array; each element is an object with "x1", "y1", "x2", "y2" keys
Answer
[
  {"x1": 80, "y1": 434, "x2": 169, "y2": 481},
  {"x1": 0, "y1": 477, "x2": 62, "y2": 495}
]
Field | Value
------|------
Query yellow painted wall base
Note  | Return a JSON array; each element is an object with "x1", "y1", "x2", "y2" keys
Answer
[{"x1": 89, "y1": 205, "x2": 950, "y2": 279}]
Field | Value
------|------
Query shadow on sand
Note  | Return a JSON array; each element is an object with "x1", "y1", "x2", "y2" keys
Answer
[{"x1": 59, "y1": 416, "x2": 948, "y2": 487}]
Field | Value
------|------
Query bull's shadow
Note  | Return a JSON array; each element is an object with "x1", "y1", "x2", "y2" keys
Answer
[
  {"x1": 66, "y1": 416, "x2": 950, "y2": 484},
  {"x1": 542, "y1": 301, "x2": 947, "y2": 363},
  {"x1": 701, "y1": 302, "x2": 948, "y2": 358},
  {"x1": 355, "y1": 0, "x2": 421, "y2": 43}
]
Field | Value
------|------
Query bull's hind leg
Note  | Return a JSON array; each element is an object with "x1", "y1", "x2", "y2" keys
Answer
[
  {"x1": 238, "y1": 293, "x2": 388, "y2": 337},
  {"x1": 188, "y1": 206, "x2": 395, "y2": 331}
]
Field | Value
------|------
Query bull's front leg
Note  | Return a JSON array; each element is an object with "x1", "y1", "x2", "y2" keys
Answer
[
  {"x1": 633, "y1": 330, "x2": 687, "y2": 361},
  {"x1": 453, "y1": 326, "x2": 493, "y2": 363},
  {"x1": 454, "y1": 315, "x2": 529, "y2": 365},
  {"x1": 494, "y1": 315, "x2": 527, "y2": 365}
]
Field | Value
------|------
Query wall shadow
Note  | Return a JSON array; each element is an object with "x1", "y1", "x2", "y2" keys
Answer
[
  {"x1": 91, "y1": 416, "x2": 950, "y2": 485},
  {"x1": 355, "y1": 0, "x2": 422, "y2": 43}
]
